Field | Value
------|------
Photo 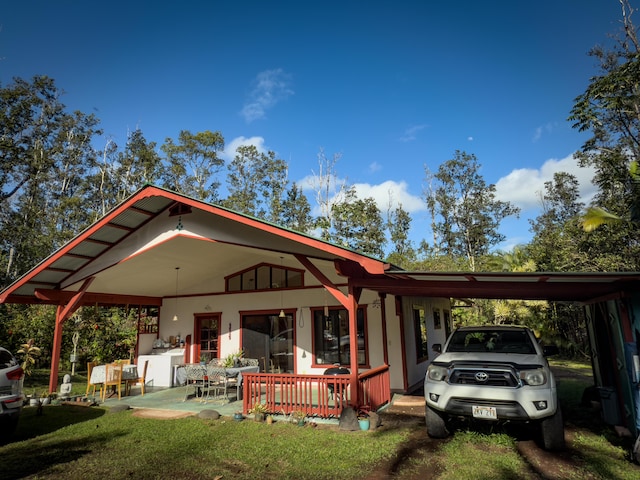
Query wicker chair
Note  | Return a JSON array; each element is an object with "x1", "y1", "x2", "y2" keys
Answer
[
  {"x1": 204, "y1": 365, "x2": 228, "y2": 403},
  {"x1": 183, "y1": 364, "x2": 206, "y2": 402}
]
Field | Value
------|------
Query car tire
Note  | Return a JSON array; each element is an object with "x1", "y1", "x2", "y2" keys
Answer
[
  {"x1": 540, "y1": 407, "x2": 565, "y2": 451},
  {"x1": 425, "y1": 405, "x2": 449, "y2": 438}
]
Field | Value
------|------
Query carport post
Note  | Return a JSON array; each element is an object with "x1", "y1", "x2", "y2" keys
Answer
[{"x1": 48, "y1": 277, "x2": 93, "y2": 393}]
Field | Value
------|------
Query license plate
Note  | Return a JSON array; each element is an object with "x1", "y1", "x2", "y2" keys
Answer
[{"x1": 472, "y1": 405, "x2": 497, "y2": 420}]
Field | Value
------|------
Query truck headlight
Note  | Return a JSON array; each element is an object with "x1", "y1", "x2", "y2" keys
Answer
[
  {"x1": 427, "y1": 364, "x2": 448, "y2": 382},
  {"x1": 520, "y1": 368, "x2": 547, "y2": 386}
]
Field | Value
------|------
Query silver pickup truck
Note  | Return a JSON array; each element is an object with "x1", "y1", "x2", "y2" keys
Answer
[{"x1": 424, "y1": 325, "x2": 564, "y2": 450}]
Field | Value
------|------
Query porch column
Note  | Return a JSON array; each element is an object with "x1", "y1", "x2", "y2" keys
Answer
[
  {"x1": 347, "y1": 283, "x2": 361, "y2": 408},
  {"x1": 48, "y1": 277, "x2": 94, "y2": 393}
]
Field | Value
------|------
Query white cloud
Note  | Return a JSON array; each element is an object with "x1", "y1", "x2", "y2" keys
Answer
[
  {"x1": 494, "y1": 154, "x2": 597, "y2": 212},
  {"x1": 532, "y1": 122, "x2": 556, "y2": 142},
  {"x1": 222, "y1": 136, "x2": 268, "y2": 162},
  {"x1": 240, "y1": 69, "x2": 294, "y2": 123},
  {"x1": 399, "y1": 124, "x2": 427, "y2": 142},
  {"x1": 467, "y1": 136, "x2": 474, "y2": 141},
  {"x1": 298, "y1": 176, "x2": 425, "y2": 218},
  {"x1": 352, "y1": 180, "x2": 425, "y2": 213},
  {"x1": 368, "y1": 161, "x2": 382, "y2": 174}
]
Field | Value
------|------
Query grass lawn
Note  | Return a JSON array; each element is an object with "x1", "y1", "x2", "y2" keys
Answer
[
  {"x1": 1, "y1": 405, "x2": 411, "y2": 480},
  {"x1": 4, "y1": 362, "x2": 640, "y2": 479}
]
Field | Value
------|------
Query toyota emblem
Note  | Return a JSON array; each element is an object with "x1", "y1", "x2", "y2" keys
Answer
[{"x1": 475, "y1": 371, "x2": 489, "y2": 382}]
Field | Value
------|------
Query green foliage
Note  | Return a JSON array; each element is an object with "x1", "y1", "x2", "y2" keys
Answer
[
  {"x1": 331, "y1": 187, "x2": 386, "y2": 257},
  {"x1": 425, "y1": 151, "x2": 520, "y2": 271},
  {"x1": 16, "y1": 339, "x2": 41, "y2": 376},
  {"x1": 160, "y1": 129, "x2": 225, "y2": 201}
]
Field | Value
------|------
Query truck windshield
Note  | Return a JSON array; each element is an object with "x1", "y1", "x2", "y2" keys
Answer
[{"x1": 447, "y1": 329, "x2": 535, "y2": 354}]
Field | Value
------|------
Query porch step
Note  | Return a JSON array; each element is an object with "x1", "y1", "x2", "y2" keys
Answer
[{"x1": 391, "y1": 393, "x2": 425, "y2": 407}]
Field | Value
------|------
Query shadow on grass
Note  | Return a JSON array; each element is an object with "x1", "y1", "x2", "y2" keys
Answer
[
  {"x1": 6, "y1": 404, "x2": 106, "y2": 443},
  {"x1": 0, "y1": 428, "x2": 128, "y2": 480}
]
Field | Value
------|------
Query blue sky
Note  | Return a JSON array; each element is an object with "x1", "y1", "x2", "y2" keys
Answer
[{"x1": 1, "y1": 1, "x2": 626, "y2": 252}]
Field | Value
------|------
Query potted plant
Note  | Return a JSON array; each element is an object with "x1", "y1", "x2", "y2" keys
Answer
[
  {"x1": 249, "y1": 402, "x2": 268, "y2": 422},
  {"x1": 222, "y1": 349, "x2": 244, "y2": 368},
  {"x1": 357, "y1": 409, "x2": 370, "y2": 431},
  {"x1": 39, "y1": 390, "x2": 52, "y2": 406},
  {"x1": 292, "y1": 409, "x2": 306, "y2": 426}
]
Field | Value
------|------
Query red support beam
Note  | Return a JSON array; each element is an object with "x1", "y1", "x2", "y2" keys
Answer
[{"x1": 48, "y1": 277, "x2": 94, "y2": 393}]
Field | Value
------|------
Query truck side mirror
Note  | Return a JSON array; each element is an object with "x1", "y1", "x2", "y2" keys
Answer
[
  {"x1": 543, "y1": 345, "x2": 559, "y2": 357},
  {"x1": 432, "y1": 343, "x2": 442, "y2": 354}
]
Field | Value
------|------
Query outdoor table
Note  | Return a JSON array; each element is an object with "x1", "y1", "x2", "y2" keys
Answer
[
  {"x1": 175, "y1": 364, "x2": 259, "y2": 400},
  {"x1": 90, "y1": 364, "x2": 138, "y2": 396}
]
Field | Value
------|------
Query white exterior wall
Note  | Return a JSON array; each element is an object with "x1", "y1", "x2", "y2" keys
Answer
[
  {"x1": 156, "y1": 273, "x2": 450, "y2": 394},
  {"x1": 401, "y1": 296, "x2": 451, "y2": 393}
]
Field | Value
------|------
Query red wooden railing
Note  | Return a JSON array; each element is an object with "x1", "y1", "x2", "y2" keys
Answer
[{"x1": 242, "y1": 364, "x2": 390, "y2": 418}]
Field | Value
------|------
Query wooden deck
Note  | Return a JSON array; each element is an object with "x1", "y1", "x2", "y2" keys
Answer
[{"x1": 242, "y1": 364, "x2": 391, "y2": 418}]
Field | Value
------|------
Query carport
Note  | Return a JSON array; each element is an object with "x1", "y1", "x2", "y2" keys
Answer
[{"x1": 353, "y1": 271, "x2": 640, "y2": 440}]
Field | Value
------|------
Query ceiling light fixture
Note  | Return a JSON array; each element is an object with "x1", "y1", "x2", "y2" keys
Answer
[{"x1": 172, "y1": 267, "x2": 180, "y2": 321}]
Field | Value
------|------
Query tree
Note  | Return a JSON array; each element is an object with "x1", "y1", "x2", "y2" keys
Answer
[
  {"x1": 161, "y1": 130, "x2": 225, "y2": 202},
  {"x1": 426, "y1": 151, "x2": 520, "y2": 271},
  {"x1": 386, "y1": 203, "x2": 415, "y2": 267},
  {"x1": 567, "y1": 0, "x2": 640, "y2": 270},
  {"x1": 308, "y1": 148, "x2": 347, "y2": 240},
  {"x1": 528, "y1": 172, "x2": 587, "y2": 271},
  {"x1": 281, "y1": 182, "x2": 314, "y2": 234},
  {"x1": 569, "y1": 0, "x2": 640, "y2": 205},
  {"x1": 331, "y1": 187, "x2": 386, "y2": 258},
  {"x1": 0, "y1": 76, "x2": 103, "y2": 282},
  {"x1": 223, "y1": 145, "x2": 290, "y2": 223}
]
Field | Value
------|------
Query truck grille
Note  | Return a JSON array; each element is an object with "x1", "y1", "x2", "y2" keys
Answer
[{"x1": 449, "y1": 367, "x2": 519, "y2": 387}]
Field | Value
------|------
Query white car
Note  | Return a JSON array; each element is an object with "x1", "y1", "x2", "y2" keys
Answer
[
  {"x1": 424, "y1": 325, "x2": 564, "y2": 450},
  {"x1": 0, "y1": 346, "x2": 25, "y2": 439}
]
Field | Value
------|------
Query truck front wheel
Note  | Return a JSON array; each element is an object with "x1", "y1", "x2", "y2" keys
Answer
[
  {"x1": 540, "y1": 408, "x2": 565, "y2": 451},
  {"x1": 425, "y1": 405, "x2": 450, "y2": 438}
]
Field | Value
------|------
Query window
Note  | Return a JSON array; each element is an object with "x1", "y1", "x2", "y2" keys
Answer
[
  {"x1": 433, "y1": 308, "x2": 441, "y2": 329},
  {"x1": 443, "y1": 309, "x2": 452, "y2": 338},
  {"x1": 241, "y1": 313, "x2": 293, "y2": 373},
  {"x1": 226, "y1": 263, "x2": 304, "y2": 292},
  {"x1": 313, "y1": 307, "x2": 367, "y2": 366},
  {"x1": 196, "y1": 315, "x2": 220, "y2": 363},
  {"x1": 414, "y1": 306, "x2": 428, "y2": 362}
]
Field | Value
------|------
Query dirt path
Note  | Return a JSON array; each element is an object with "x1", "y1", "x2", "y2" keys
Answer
[{"x1": 364, "y1": 365, "x2": 632, "y2": 479}]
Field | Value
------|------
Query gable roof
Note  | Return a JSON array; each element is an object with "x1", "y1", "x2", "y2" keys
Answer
[
  {"x1": 0, "y1": 185, "x2": 389, "y2": 305},
  {"x1": 2, "y1": 184, "x2": 639, "y2": 306}
]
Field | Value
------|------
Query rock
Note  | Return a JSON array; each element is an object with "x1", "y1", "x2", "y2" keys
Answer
[
  {"x1": 368, "y1": 411, "x2": 381, "y2": 430},
  {"x1": 339, "y1": 407, "x2": 359, "y2": 431},
  {"x1": 198, "y1": 409, "x2": 221, "y2": 420},
  {"x1": 109, "y1": 404, "x2": 131, "y2": 413}
]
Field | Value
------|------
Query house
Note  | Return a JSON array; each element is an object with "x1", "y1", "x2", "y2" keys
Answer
[{"x1": 2, "y1": 185, "x2": 640, "y2": 430}]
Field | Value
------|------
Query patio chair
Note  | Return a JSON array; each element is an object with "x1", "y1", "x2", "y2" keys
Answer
[
  {"x1": 126, "y1": 360, "x2": 148, "y2": 396},
  {"x1": 241, "y1": 358, "x2": 259, "y2": 367},
  {"x1": 86, "y1": 361, "x2": 99, "y2": 396},
  {"x1": 204, "y1": 365, "x2": 228, "y2": 403},
  {"x1": 102, "y1": 362, "x2": 124, "y2": 401},
  {"x1": 183, "y1": 364, "x2": 206, "y2": 402}
]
